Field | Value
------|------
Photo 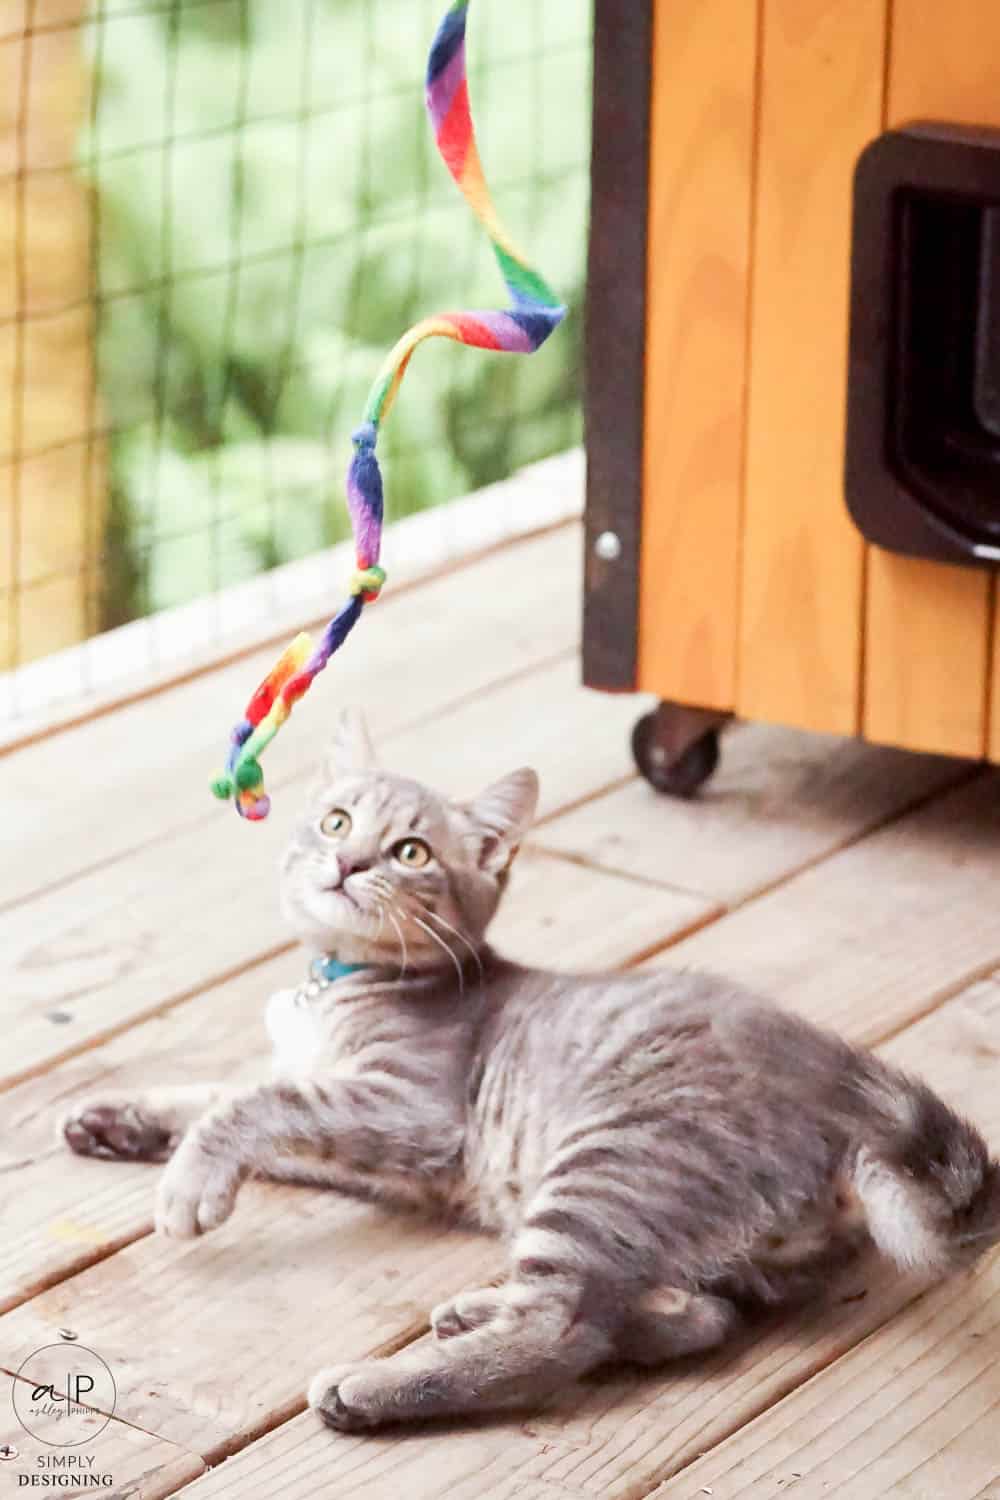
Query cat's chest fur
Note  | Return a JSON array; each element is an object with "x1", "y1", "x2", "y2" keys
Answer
[
  {"x1": 263, "y1": 972, "x2": 536, "y2": 1233},
  {"x1": 265, "y1": 986, "x2": 335, "y2": 1075},
  {"x1": 264, "y1": 967, "x2": 412, "y2": 1076}
]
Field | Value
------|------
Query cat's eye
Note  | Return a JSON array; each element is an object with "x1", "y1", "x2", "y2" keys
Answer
[
  {"x1": 320, "y1": 808, "x2": 352, "y2": 839},
  {"x1": 392, "y1": 837, "x2": 432, "y2": 869}
]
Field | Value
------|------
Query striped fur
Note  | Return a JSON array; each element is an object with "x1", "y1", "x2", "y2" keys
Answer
[{"x1": 63, "y1": 710, "x2": 1000, "y2": 1430}]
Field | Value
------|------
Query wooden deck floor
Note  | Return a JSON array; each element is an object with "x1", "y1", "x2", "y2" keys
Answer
[{"x1": 3, "y1": 511, "x2": 1000, "y2": 1498}]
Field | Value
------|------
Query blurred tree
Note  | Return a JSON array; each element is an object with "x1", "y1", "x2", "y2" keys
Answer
[{"x1": 79, "y1": 0, "x2": 591, "y2": 622}]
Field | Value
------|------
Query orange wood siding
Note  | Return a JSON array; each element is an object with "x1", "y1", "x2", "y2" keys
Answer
[
  {"x1": 735, "y1": 0, "x2": 887, "y2": 736},
  {"x1": 637, "y1": 0, "x2": 759, "y2": 710},
  {"x1": 862, "y1": 0, "x2": 997, "y2": 758}
]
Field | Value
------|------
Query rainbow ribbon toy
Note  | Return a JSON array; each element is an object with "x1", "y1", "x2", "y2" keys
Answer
[{"x1": 212, "y1": 0, "x2": 566, "y2": 820}]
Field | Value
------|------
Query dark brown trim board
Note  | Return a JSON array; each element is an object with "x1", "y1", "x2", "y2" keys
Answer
[{"x1": 583, "y1": 0, "x2": 652, "y2": 691}]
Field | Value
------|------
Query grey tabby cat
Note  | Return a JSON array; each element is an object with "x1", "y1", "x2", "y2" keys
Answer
[{"x1": 63, "y1": 710, "x2": 1000, "y2": 1432}]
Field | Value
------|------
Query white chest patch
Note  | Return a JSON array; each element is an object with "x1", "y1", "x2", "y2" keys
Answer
[{"x1": 265, "y1": 988, "x2": 331, "y2": 1075}]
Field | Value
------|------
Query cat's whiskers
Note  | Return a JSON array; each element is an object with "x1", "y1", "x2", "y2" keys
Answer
[
  {"x1": 409, "y1": 914, "x2": 465, "y2": 993},
  {"x1": 386, "y1": 906, "x2": 409, "y2": 978},
  {"x1": 411, "y1": 897, "x2": 484, "y2": 989}
]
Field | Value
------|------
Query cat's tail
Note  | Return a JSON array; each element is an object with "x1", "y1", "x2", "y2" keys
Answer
[{"x1": 849, "y1": 1061, "x2": 1000, "y2": 1275}]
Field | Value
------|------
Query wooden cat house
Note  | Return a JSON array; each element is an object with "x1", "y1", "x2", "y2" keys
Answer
[{"x1": 584, "y1": 0, "x2": 1000, "y2": 792}]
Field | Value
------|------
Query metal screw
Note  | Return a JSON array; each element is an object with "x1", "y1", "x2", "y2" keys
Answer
[
  {"x1": 58, "y1": 1328, "x2": 78, "y2": 1342},
  {"x1": 593, "y1": 530, "x2": 622, "y2": 562},
  {"x1": 0, "y1": 1444, "x2": 18, "y2": 1461}
]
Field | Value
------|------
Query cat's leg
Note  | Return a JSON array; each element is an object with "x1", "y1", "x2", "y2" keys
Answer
[
  {"x1": 310, "y1": 1270, "x2": 613, "y2": 1432},
  {"x1": 430, "y1": 1284, "x2": 507, "y2": 1341},
  {"x1": 154, "y1": 1077, "x2": 460, "y2": 1239},
  {"x1": 432, "y1": 1281, "x2": 738, "y2": 1367},
  {"x1": 614, "y1": 1287, "x2": 739, "y2": 1366},
  {"x1": 61, "y1": 1084, "x2": 226, "y2": 1163}
]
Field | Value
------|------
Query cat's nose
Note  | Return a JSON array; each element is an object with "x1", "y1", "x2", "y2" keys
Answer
[{"x1": 328, "y1": 855, "x2": 370, "y2": 887}]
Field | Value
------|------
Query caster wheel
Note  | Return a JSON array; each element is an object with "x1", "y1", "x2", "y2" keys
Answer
[{"x1": 631, "y1": 713, "x2": 721, "y2": 798}]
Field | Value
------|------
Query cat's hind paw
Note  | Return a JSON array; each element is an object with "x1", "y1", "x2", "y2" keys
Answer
[
  {"x1": 430, "y1": 1286, "x2": 507, "y2": 1340},
  {"x1": 61, "y1": 1097, "x2": 175, "y2": 1162}
]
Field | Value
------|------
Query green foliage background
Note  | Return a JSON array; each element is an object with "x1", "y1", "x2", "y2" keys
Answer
[{"x1": 81, "y1": 0, "x2": 592, "y2": 624}]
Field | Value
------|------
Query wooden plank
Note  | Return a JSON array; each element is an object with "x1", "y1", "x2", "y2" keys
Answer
[
  {"x1": 396, "y1": 664, "x2": 651, "y2": 832},
  {"x1": 662, "y1": 1260, "x2": 1000, "y2": 1499},
  {"x1": 0, "y1": 657, "x2": 661, "y2": 1091},
  {"x1": 652, "y1": 979, "x2": 1000, "y2": 1500},
  {"x1": 0, "y1": 1180, "x2": 501, "y2": 1461},
  {"x1": 0, "y1": 1395, "x2": 204, "y2": 1498},
  {"x1": 164, "y1": 1411, "x2": 580, "y2": 1500},
  {"x1": 0, "y1": 523, "x2": 582, "y2": 912},
  {"x1": 635, "y1": 0, "x2": 759, "y2": 709},
  {"x1": 863, "y1": 0, "x2": 1000, "y2": 760},
  {"x1": 736, "y1": 0, "x2": 885, "y2": 735},
  {"x1": 0, "y1": 952, "x2": 293, "y2": 1316},
  {"x1": 493, "y1": 849, "x2": 711, "y2": 970},
  {"x1": 532, "y1": 722, "x2": 962, "y2": 904},
  {"x1": 146, "y1": 979, "x2": 1000, "y2": 1500},
  {"x1": 646, "y1": 769, "x2": 998, "y2": 1046}
]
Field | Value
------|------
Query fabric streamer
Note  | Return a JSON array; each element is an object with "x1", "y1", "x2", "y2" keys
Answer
[{"x1": 212, "y1": 0, "x2": 566, "y2": 820}]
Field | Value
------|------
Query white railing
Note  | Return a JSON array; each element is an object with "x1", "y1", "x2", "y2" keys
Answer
[{"x1": 0, "y1": 448, "x2": 583, "y2": 745}]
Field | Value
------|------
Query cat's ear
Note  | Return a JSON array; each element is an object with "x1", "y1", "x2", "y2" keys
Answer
[
  {"x1": 323, "y1": 707, "x2": 378, "y2": 779},
  {"x1": 466, "y1": 768, "x2": 539, "y2": 874}
]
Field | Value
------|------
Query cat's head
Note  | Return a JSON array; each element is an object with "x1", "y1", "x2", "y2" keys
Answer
[{"x1": 280, "y1": 708, "x2": 538, "y2": 971}]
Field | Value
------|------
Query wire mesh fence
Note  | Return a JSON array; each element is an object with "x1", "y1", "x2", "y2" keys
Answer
[{"x1": 1, "y1": 0, "x2": 591, "y2": 714}]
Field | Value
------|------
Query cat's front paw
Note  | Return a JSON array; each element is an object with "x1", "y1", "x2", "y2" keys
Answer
[
  {"x1": 307, "y1": 1363, "x2": 386, "y2": 1433},
  {"x1": 61, "y1": 1096, "x2": 174, "y2": 1162},
  {"x1": 154, "y1": 1147, "x2": 240, "y2": 1240}
]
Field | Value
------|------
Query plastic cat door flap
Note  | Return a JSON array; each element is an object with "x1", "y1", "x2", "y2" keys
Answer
[{"x1": 846, "y1": 123, "x2": 1000, "y2": 567}]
